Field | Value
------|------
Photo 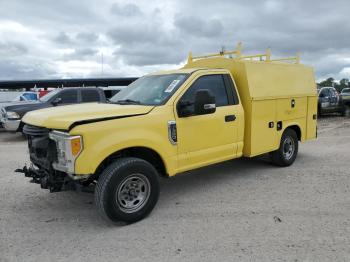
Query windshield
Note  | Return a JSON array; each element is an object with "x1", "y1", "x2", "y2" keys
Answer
[
  {"x1": 40, "y1": 89, "x2": 60, "y2": 102},
  {"x1": 110, "y1": 73, "x2": 189, "y2": 105},
  {"x1": 342, "y1": 88, "x2": 350, "y2": 94}
]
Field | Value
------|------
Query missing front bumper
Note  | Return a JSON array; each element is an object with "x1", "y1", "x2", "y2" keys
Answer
[{"x1": 15, "y1": 164, "x2": 94, "y2": 193}]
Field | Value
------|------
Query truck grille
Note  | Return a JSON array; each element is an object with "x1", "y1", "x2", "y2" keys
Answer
[{"x1": 23, "y1": 124, "x2": 56, "y2": 169}]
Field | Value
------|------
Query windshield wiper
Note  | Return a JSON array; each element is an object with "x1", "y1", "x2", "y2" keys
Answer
[{"x1": 114, "y1": 99, "x2": 141, "y2": 105}]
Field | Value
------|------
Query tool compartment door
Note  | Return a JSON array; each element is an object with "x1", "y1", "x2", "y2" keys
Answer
[
  {"x1": 276, "y1": 97, "x2": 307, "y2": 121},
  {"x1": 306, "y1": 96, "x2": 317, "y2": 139}
]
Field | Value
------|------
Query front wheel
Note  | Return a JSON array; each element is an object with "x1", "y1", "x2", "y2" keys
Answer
[
  {"x1": 270, "y1": 129, "x2": 299, "y2": 167},
  {"x1": 95, "y1": 157, "x2": 160, "y2": 223}
]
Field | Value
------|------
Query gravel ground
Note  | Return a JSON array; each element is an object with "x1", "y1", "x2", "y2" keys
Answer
[{"x1": 0, "y1": 116, "x2": 350, "y2": 262}]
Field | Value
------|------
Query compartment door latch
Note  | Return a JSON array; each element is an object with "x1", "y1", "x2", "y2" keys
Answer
[{"x1": 291, "y1": 99, "x2": 296, "y2": 108}]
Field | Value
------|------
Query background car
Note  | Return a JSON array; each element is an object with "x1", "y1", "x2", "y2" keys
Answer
[
  {"x1": 340, "y1": 88, "x2": 350, "y2": 116},
  {"x1": 318, "y1": 87, "x2": 345, "y2": 116},
  {"x1": 0, "y1": 91, "x2": 38, "y2": 105},
  {"x1": 101, "y1": 86, "x2": 125, "y2": 100},
  {"x1": 341, "y1": 88, "x2": 350, "y2": 95},
  {"x1": 0, "y1": 91, "x2": 39, "y2": 127},
  {"x1": 1, "y1": 87, "x2": 107, "y2": 132}
]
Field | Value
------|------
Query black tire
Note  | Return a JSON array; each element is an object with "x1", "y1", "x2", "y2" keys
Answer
[
  {"x1": 317, "y1": 105, "x2": 322, "y2": 117},
  {"x1": 270, "y1": 129, "x2": 298, "y2": 167},
  {"x1": 95, "y1": 157, "x2": 160, "y2": 223}
]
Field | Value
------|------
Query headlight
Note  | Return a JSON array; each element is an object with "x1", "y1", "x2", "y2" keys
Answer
[
  {"x1": 6, "y1": 111, "x2": 20, "y2": 120},
  {"x1": 49, "y1": 131, "x2": 83, "y2": 174}
]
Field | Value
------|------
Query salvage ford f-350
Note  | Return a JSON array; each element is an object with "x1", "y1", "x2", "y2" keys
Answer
[{"x1": 18, "y1": 43, "x2": 317, "y2": 223}]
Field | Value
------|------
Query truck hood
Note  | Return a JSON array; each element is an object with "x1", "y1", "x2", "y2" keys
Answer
[
  {"x1": 22, "y1": 103, "x2": 155, "y2": 130},
  {"x1": 1, "y1": 100, "x2": 39, "y2": 110},
  {"x1": 3, "y1": 101, "x2": 48, "y2": 118}
]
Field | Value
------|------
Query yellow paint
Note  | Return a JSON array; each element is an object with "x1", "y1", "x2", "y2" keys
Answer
[
  {"x1": 184, "y1": 57, "x2": 317, "y2": 157},
  {"x1": 23, "y1": 46, "x2": 317, "y2": 177},
  {"x1": 22, "y1": 103, "x2": 154, "y2": 130}
]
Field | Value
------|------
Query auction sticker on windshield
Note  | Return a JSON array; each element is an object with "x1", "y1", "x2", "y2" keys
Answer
[{"x1": 164, "y1": 80, "x2": 181, "y2": 93}]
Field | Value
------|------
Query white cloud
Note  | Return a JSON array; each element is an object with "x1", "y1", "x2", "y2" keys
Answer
[{"x1": 0, "y1": 0, "x2": 349, "y2": 81}]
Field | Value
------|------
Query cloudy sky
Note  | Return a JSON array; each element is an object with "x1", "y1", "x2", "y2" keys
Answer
[{"x1": 0, "y1": 0, "x2": 349, "y2": 81}]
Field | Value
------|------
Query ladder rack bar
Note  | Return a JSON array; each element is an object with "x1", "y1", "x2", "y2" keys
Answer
[
  {"x1": 239, "y1": 53, "x2": 268, "y2": 60},
  {"x1": 187, "y1": 42, "x2": 301, "y2": 64},
  {"x1": 192, "y1": 50, "x2": 239, "y2": 60},
  {"x1": 270, "y1": 57, "x2": 299, "y2": 63},
  {"x1": 271, "y1": 57, "x2": 297, "y2": 61}
]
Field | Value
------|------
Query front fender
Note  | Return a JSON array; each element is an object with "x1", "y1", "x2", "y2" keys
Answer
[{"x1": 71, "y1": 108, "x2": 177, "y2": 176}]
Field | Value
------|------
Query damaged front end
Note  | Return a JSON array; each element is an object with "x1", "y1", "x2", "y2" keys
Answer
[{"x1": 16, "y1": 124, "x2": 92, "y2": 192}]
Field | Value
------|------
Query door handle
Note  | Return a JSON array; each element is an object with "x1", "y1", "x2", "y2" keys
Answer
[{"x1": 225, "y1": 115, "x2": 236, "y2": 122}]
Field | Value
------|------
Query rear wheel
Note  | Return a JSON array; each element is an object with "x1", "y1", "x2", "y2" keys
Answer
[
  {"x1": 95, "y1": 157, "x2": 160, "y2": 223},
  {"x1": 270, "y1": 129, "x2": 298, "y2": 167},
  {"x1": 317, "y1": 104, "x2": 322, "y2": 117}
]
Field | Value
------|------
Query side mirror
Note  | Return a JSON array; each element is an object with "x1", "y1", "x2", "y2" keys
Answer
[
  {"x1": 194, "y1": 89, "x2": 216, "y2": 115},
  {"x1": 319, "y1": 93, "x2": 324, "y2": 98},
  {"x1": 51, "y1": 97, "x2": 62, "y2": 106}
]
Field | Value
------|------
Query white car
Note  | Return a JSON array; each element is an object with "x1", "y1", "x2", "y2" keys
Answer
[{"x1": 0, "y1": 91, "x2": 39, "y2": 128}]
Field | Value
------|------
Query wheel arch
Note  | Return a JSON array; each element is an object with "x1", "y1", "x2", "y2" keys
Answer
[
  {"x1": 94, "y1": 146, "x2": 168, "y2": 179},
  {"x1": 284, "y1": 124, "x2": 302, "y2": 141}
]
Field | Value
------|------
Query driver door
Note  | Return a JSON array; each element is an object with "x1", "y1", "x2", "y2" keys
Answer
[{"x1": 175, "y1": 73, "x2": 240, "y2": 172}]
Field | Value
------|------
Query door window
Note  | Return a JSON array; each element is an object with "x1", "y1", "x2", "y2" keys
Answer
[
  {"x1": 179, "y1": 75, "x2": 229, "y2": 116},
  {"x1": 57, "y1": 90, "x2": 78, "y2": 104}
]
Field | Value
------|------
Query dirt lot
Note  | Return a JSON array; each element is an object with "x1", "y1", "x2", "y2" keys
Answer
[{"x1": 1, "y1": 117, "x2": 350, "y2": 262}]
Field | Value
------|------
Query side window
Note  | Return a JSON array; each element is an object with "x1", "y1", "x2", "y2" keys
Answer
[
  {"x1": 23, "y1": 93, "x2": 38, "y2": 101},
  {"x1": 223, "y1": 74, "x2": 239, "y2": 105},
  {"x1": 56, "y1": 90, "x2": 78, "y2": 104},
  {"x1": 81, "y1": 89, "x2": 101, "y2": 102},
  {"x1": 179, "y1": 75, "x2": 229, "y2": 115}
]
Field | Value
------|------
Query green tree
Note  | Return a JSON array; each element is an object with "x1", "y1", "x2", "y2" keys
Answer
[
  {"x1": 338, "y1": 78, "x2": 349, "y2": 92},
  {"x1": 319, "y1": 77, "x2": 334, "y2": 87}
]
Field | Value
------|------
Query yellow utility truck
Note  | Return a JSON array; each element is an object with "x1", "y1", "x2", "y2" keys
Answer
[{"x1": 19, "y1": 43, "x2": 317, "y2": 223}]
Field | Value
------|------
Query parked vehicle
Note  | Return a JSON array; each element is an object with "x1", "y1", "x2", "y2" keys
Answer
[
  {"x1": 0, "y1": 91, "x2": 39, "y2": 128},
  {"x1": 341, "y1": 88, "x2": 350, "y2": 116},
  {"x1": 341, "y1": 88, "x2": 350, "y2": 95},
  {"x1": 317, "y1": 87, "x2": 345, "y2": 116},
  {"x1": 102, "y1": 86, "x2": 125, "y2": 100},
  {"x1": 1, "y1": 87, "x2": 106, "y2": 132},
  {"x1": 37, "y1": 89, "x2": 51, "y2": 98},
  {"x1": 18, "y1": 45, "x2": 317, "y2": 223},
  {"x1": 0, "y1": 91, "x2": 38, "y2": 105}
]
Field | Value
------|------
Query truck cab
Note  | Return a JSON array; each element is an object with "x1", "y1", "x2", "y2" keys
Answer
[{"x1": 19, "y1": 45, "x2": 317, "y2": 223}]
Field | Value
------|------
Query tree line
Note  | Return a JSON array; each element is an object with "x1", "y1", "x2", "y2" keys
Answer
[{"x1": 318, "y1": 78, "x2": 349, "y2": 93}]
